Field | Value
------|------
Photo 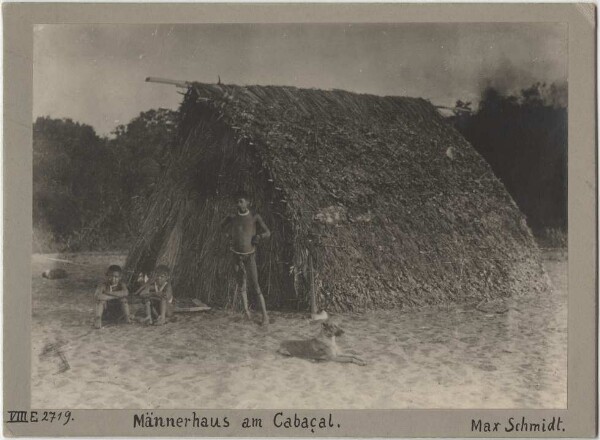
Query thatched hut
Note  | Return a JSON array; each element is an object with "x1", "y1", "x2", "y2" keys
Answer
[{"x1": 126, "y1": 82, "x2": 547, "y2": 312}]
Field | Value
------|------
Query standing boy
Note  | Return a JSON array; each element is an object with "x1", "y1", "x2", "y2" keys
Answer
[
  {"x1": 94, "y1": 265, "x2": 130, "y2": 329},
  {"x1": 220, "y1": 190, "x2": 271, "y2": 325}
]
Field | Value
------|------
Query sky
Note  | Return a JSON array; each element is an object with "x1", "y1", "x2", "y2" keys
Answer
[{"x1": 34, "y1": 23, "x2": 567, "y2": 136}]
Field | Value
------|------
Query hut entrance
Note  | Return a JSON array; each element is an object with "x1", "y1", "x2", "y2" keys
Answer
[
  {"x1": 128, "y1": 113, "x2": 300, "y2": 311},
  {"x1": 203, "y1": 124, "x2": 300, "y2": 311}
]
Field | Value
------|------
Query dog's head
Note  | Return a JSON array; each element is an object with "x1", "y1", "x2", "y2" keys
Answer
[{"x1": 322, "y1": 320, "x2": 344, "y2": 337}]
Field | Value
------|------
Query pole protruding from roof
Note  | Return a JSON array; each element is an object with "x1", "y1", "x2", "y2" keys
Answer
[
  {"x1": 145, "y1": 77, "x2": 191, "y2": 88},
  {"x1": 434, "y1": 105, "x2": 472, "y2": 114},
  {"x1": 145, "y1": 77, "x2": 228, "y2": 102}
]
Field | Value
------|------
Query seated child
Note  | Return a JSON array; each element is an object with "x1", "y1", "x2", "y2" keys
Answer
[
  {"x1": 139, "y1": 265, "x2": 173, "y2": 326},
  {"x1": 94, "y1": 264, "x2": 130, "y2": 329}
]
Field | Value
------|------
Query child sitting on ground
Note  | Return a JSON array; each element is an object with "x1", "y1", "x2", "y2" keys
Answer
[
  {"x1": 94, "y1": 265, "x2": 130, "y2": 329},
  {"x1": 139, "y1": 265, "x2": 173, "y2": 326}
]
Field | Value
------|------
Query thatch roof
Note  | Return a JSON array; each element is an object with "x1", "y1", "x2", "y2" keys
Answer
[{"x1": 126, "y1": 82, "x2": 547, "y2": 311}]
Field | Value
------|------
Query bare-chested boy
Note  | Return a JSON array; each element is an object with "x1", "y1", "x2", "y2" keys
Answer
[
  {"x1": 220, "y1": 191, "x2": 270, "y2": 325},
  {"x1": 94, "y1": 265, "x2": 130, "y2": 329},
  {"x1": 139, "y1": 265, "x2": 173, "y2": 326}
]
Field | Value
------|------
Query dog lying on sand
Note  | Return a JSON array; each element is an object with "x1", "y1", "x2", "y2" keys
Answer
[{"x1": 278, "y1": 319, "x2": 367, "y2": 366}]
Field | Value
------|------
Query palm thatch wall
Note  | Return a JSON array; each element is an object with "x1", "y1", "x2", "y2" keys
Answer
[{"x1": 125, "y1": 82, "x2": 547, "y2": 311}]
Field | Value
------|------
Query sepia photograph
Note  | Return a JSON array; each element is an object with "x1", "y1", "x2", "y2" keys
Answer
[{"x1": 29, "y1": 21, "x2": 572, "y2": 412}]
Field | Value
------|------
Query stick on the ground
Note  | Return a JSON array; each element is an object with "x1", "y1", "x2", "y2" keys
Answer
[
  {"x1": 40, "y1": 256, "x2": 85, "y2": 266},
  {"x1": 309, "y1": 254, "x2": 317, "y2": 315}
]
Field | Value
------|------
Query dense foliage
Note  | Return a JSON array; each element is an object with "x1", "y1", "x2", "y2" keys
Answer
[
  {"x1": 451, "y1": 83, "x2": 567, "y2": 236},
  {"x1": 33, "y1": 109, "x2": 178, "y2": 252},
  {"x1": 108, "y1": 109, "x2": 178, "y2": 237}
]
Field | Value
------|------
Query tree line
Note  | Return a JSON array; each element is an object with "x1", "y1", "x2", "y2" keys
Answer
[
  {"x1": 449, "y1": 82, "x2": 567, "y2": 246},
  {"x1": 33, "y1": 81, "x2": 567, "y2": 252},
  {"x1": 33, "y1": 109, "x2": 178, "y2": 251}
]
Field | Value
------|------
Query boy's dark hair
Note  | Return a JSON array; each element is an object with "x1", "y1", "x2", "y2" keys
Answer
[
  {"x1": 234, "y1": 189, "x2": 251, "y2": 201},
  {"x1": 155, "y1": 265, "x2": 170, "y2": 276},
  {"x1": 106, "y1": 264, "x2": 122, "y2": 275}
]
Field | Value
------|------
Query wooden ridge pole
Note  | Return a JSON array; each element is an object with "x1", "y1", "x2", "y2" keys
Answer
[{"x1": 145, "y1": 77, "x2": 191, "y2": 88}]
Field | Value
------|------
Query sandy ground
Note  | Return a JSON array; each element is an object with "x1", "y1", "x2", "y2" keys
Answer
[{"x1": 31, "y1": 251, "x2": 567, "y2": 409}]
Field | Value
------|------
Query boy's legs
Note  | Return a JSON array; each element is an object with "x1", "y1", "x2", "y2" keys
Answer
[
  {"x1": 119, "y1": 298, "x2": 131, "y2": 324},
  {"x1": 165, "y1": 301, "x2": 174, "y2": 318},
  {"x1": 142, "y1": 299, "x2": 153, "y2": 323},
  {"x1": 235, "y1": 255, "x2": 252, "y2": 320},
  {"x1": 95, "y1": 300, "x2": 106, "y2": 328},
  {"x1": 248, "y1": 253, "x2": 269, "y2": 325},
  {"x1": 154, "y1": 299, "x2": 167, "y2": 325}
]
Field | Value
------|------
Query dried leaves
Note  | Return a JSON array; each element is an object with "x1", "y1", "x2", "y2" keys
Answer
[{"x1": 126, "y1": 83, "x2": 547, "y2": 312}]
